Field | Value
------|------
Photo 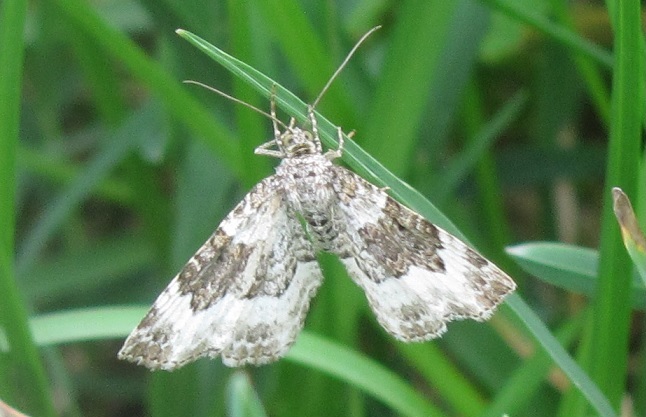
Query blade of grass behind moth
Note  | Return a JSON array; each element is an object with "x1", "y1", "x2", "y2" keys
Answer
[
  {"x1": 431, "y1": 91, "x2": 528, "y2": 204},
  {"x1": 176, "y1": 29, "x2": 465, "y2": 241},
  {"x1": 0, "y1": 0, "x2": 56, "y2": 414},
  {"x1": 226, "y1": 372, "x2": 269, "y2": 417},
  {"x1": 480, "y1": 0, "x2": 613, "y2": 68},
  {"x1": 287, "y1": 333, "x2": 447, "y2": 417},
  {"x1": 251, "y1": 0, "x2": 356, "y2": 124},
  {"x1": 31, "y1": 306, "x2": 444, "y2": 417},
  {"x1": 582, "y1": 0, "x2": 644, "y2": 411},
  {"x1": 505, "y1": 294, "x2": 616, "y2": 417},
  {"x1": 15, "y1": 104, "x2": 156, "y2": 275},
  {"x1": 481, "y1": 311, "x2": 585, "y2": 417}
]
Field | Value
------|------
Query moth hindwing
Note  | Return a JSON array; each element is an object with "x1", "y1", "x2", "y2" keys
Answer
[{"x1": 117, "y1": 94, "x2": 516, "y2": 370}]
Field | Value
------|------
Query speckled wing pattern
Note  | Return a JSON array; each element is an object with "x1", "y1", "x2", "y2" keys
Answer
[
  {"x1": 331, "y1": 167, "x2": 516, "y2": 341},
  {"x1": 117, "y1": 177, "x2": 323, "y2": 370},
  {"x1": 118, "y1": 95, "x2": 516, "y2": 370}
]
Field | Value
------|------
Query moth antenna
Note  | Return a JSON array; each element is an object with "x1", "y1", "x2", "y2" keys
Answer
[
  {"x1": 183, "y1": 80, "x2": 288, "y2": 130},
  {"x1": 310, "y1": 25, "x2": 381, "y2": 111}
]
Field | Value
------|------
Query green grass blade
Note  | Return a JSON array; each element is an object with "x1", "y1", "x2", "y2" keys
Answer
[
  {"x1": 31, "y1": 307, "x2": 139, "y2": 345},
  {"x1": 363, "y1": 1, "x2": 460, "y2": 175},
  {"x1": 433, "y1": 90, "x2": 528, "y2": 202},
  {"x1": 505, "y1": 295, "x2": 617, "y2": 417},
  {"x1": 0, "y1": 0, "x2": 56, "y2": 415},
  {"x1": 586, "y1": 0, "x2": 644, "y2": 408},
  {"x1": 508, "y1": 243, "x2": 597, "y2": 292},
  {"x1": 226, "y1": 372, "x2": 269, "y2": 417},
  {"x1": 480, "y1": 0, "x2": 613, "y2": 68},
  {"x1": 287, "y1": 334, "x2": 447, "y2": 417},
  {"x1": 16, "y1": 105, "x2": 145, "y2": 274},
  {"x1": 32, "y1": 306, "x2": 444, "y2": 417},
  {"x1": 52, "y1": 0, "x2": 249, "y2": 182},
  {"x1": 507, "y1": 242, "x2": 645, "y2": 309}
]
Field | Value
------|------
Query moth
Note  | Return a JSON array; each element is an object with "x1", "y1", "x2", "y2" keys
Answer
[{"x1": 118, "y1": 29, "x2": 516, "y2": 371}]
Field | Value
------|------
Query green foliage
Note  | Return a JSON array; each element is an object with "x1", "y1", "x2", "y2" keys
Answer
[{"x1": 1, "y1": 0, "x2": 644, "y2": 417}]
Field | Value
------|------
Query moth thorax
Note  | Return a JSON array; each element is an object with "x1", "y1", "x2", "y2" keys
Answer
[{"x1": 281, "y1": 128, "x2": 318, "y2": 156}]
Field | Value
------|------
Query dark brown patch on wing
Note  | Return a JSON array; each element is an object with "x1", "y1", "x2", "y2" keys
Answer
[
  {"x1": 357, "y1": 198, "x2": 445, "y2": 280},
  {"x1": 176, "y1": 228, "x2": 253, "y2": 311},
  {"x1": 464, "y1": 246, "x2": 489, "y2": 269}
]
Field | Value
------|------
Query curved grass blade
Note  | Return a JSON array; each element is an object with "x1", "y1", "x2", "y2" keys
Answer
[
  {"x1": 15, "y1": 104, "x2": 155, "y2": 274},
  {"x1": 480, "y1": 0, "x2": 613, "y2": 68},
  {"x1": 31, "y1": 306, "x2": 444, "y2": 417},
  {"x1": 226, "y1": 372, "x2": 269, "y2": 417},
  {"x1": 30, "y1": 307, "x2": 144, "y2": 346},
  {"x1": 505, "y1": 295, "x2": 616, "y2": 417},
  {"x1": 507, "y1": 242, "x2": 645, "y2": 309},
  {"x1": 287, "y1": 334, "x2": 446, "y2": 417}
]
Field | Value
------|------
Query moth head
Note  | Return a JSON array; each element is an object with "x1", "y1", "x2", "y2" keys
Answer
[{"x1": 279, "y1": 126, "x2": 320, "y2": 157}]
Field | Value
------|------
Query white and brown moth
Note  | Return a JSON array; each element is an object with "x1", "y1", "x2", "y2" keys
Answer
[{"x1": 118, "y1": 30, "x2": 516, "y2": 371}]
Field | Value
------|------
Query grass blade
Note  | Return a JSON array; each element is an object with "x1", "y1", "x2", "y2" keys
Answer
[
  {"x1": 480, "y1": 0, "x2": 613, "y2": 68},
  {"x1": 287, "y1": 334, "x2": 446, "y2": 417},
  {"x1": 0, "y1": 0, "x2": 56, "y2": 415},
  {"x1": 226, "y1": 372, "x2": 269, "y2": 417},
  {"x1": 53, "y1": 0, "x2": 248, "y2": 182},
  {"x1": 585, "y1": 0, "x2": 644, "y2": 408},
  {"x1": 16, "y1": 105, "x2": 147, "y2": 273},
  {"x1": 32, "y1": 306, "x2": 444, "y2": 417},
  {"x1": 505, "y1": 295, "x2": 616, "y2": 417}
]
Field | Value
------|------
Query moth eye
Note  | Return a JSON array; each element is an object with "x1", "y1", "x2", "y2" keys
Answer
[{"x1": 304, "y1": 131, "x2": 313, "y2": 141}]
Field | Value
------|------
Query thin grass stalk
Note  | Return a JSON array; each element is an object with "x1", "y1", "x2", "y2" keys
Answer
[
  {"x1": 0, "y1": 0, "x2": 56, "y2": 415},
  {"x1": 587, "y1": 0, "x2": 644, "y2": 410}
]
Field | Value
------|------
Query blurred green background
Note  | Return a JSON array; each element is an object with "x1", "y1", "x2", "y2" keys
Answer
[{"x1": 0, "y1": 0, "x2": 644, "y2": 416}]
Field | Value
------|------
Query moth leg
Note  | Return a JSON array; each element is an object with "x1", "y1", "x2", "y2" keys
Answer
[
  {"x1": 254, "y1": 140, "x2": 284, "y2": 158},
  {"x1": 255, "y1": 85, "x2": 286, "y2": 158},
  {"x1": 268, "y1": 84, "x2": 282, "y2": 138},
  {"x1": 325, "y1": 127, "x2": 345, "y2": 161},
  {"x1": 307, "y1": 105, "x2": 324, "y2": 154}
]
